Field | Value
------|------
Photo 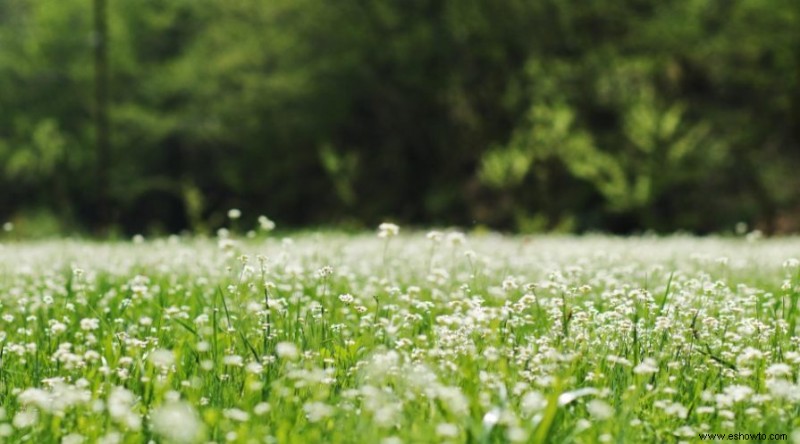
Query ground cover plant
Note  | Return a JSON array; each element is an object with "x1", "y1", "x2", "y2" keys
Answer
[{"x1": 0, "y1": 225, "x2": 799, "y2": 443}]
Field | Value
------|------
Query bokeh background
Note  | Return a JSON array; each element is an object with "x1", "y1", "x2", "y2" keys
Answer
[{"x1": 1, "y1": 0, "x2": 798, "y2": 236}]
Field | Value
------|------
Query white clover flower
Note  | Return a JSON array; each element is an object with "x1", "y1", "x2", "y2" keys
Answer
[
  {"x1": 151, "y1": 401, "x2": 204, "y2": 443},
  {"x1": 782, "y1": 258, "x2": 799, "y2": 269},
  {"x1": 735, "y1": 221, "x2": 748, "y2": 234},
  {"x1": 633, "y1": 358, "x2": 659, "y2": 375},
  {"x1": 558, "y1": 387, "x2": 598, "y2": 406},
  {"x1": 17, "y1": 388, "x2": 49, "y2": 410},
  {"x1": 766, "y1": 379, "x2": 800, "y2": 401},
  {"x1": 98, "y1": 432, "x2": 122, "y2": 444},
  {"x1": 446, "y1": 231, "x2": 466, "y2": 246},
  {"x1": 520, "y1": 391, "x2": 546, "y2": 416},
  {"x1": 227, "y1": 209, "x2": 242, "y2": 220},
  {"x1": 338, "y1": 293, "x2": 355, "y2": 304},
  {"x1": 662, "y1": 401, "x2": 688, "y2": 419},
  {"x1": 218, "y1": 238, "x2": 236, "y2": 251},
  {"x1": 12, "y1": 410, "x2": 38, "y2": 428},
  {"x1": 673, "y1": 426, "x2": 695, "y2": 438},
  {"x1": 426, "y1": 231, "x2": 443, "y2": 242},
  {"x1": 62, "y1": 433, "x2": 84, "y2": 444},
  {"x1": 482, "y1": 408, "x2": 501, "y2": 428},
  {"x1": 50, "y1": 322, "x2": 67, "y2": 335},
  {"x1": 149, "y1": 349, "x2": 175, "y2": 368},
  {"x1": 586, "y1": 399, "x2": 613, "y2": 420},
  {"x1": 276, "y1": 342, "x2": 298, "y2": 360},
  {"x1": 303, "y1": 402, "x2": 333, "y2": 422},
  {"x1": 246, "y1": 362, "x2": 264, "y2": 374},
  {"x1": 80, "y1": 318, "x2": 100, "y2": 331},
  {"x1": 378, "y1": 222, "x2": 400, "y2": 238},
  {"x1": 765, "y1": 363, "x2": 792, "y2": 379},
  {"x1": 254, "y1": 402, "x2": 271, "y2": 416},
  {"x1": 737, "y1": 347, "x2": 764, "y2": 363},
  {"x1": 435, "y1": 386, "x2": 469, "y2": 415},
  {"x1": 108, "y1": 387, "x2": 141, "y2": 430},
  {"x1": 316, "y1": 266, "x2": 334, "y2": 278},
  {"x1": 724, "y1": 385, "x2": 753, "y2": 403},
  {"x1": 502, "y1": 277, "x2": 518, "y2": 291},
  {"x1": 506, "y1": 427, "x2": 527, "y2": 442},
  {"x1": 258, "y1": 215, "x2": 276, "y2": 231},
  {"x1": 746, "y1": 230, "x2": 763, "y2": 242},
  {"x1": 223, "y1": 355, "x2": 243, "y2": 367},
  {"x1": 2, "y1": 222, "x2": 12, "y2": 232},
  {"x1": 436, "y1": 423, "x2": 459, "y2": 438},
  {"x1": 18, "y1": 382, "x2": 91, "y2": 414},
  {"x1": 223, "y1": 408, "x2": 250, "y2": 422}
]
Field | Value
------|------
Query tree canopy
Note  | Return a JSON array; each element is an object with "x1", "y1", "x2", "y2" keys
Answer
[{"x1": 1, "y1": 0, "x2": 798, "y2": 235}]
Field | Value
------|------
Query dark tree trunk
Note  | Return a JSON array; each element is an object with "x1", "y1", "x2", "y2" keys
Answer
[{"x1": 93, "y1": 0, "x2": 110, "y2": 232}]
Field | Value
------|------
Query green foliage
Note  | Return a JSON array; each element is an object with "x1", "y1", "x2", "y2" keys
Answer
[{"x1": 0, "y1": 0, "x2": 798, "y2": 234}]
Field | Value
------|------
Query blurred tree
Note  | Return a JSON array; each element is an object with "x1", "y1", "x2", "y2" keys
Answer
[
  {"x1": 93, "y1": 0, "x2": 110, "y2": 231},
  {"x1": 0, "y1": 0, "x2": 797, "y2": 234}
]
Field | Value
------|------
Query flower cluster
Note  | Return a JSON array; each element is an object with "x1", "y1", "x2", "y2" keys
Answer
[{"x1": 0, "y1": 231, "x2": 798, "y2": 442}]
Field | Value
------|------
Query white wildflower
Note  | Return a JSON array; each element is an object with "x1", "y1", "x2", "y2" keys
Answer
[
  {"x1": 633, "y1": 358, "x2": 659, "y2": 375},
  {"x1": 254, "y1": 402, "x2": 271, "y2": 416},
  {"x1": 436, "y1": 423, "x2": 459, "y2": 438},
  {"x1": 223, "y1": 408, "x2": 250, "y2": 422},
  {"x1": 378, "y1": 223, "x2": 400, "y2": 238},
  {"x1": 62, "y1": 433, "x2": 84, "y2": 444},
  {"x1": 12, "y1": 410, "x2": 38, "y2": 428},
  {"x1": 482, "y1": 408, "x2": 501, "y2": 428},
  {"x1": 149, "y1": 349, "x2": 175, "y2": 368},
  {"x1": 558, "y1": 387, "x2": 598, "y2": 406},
  {"x1": 520, "y1": 391, "x2": 547, "y2": 415},
  {"x1": 502, "y1": 277, "x2": 518, "y2": 291},
  {"x1": 276, "y1": 342, "x2": 298, "y2": 360},
  {"x1": 765, "y1": 363, "x2": 792, "y2": 379},
  {"x1": 446, "y1": 232, "x2": 466, "y2": 246},
  {"x1": 80, "y1": 318, "x2": 100, "y2": 331},
  {"x1": 151, "y1": 401, "x2": 204, "y2": 443},
  {"x1": 303, "y1": 402, "x2": 333, "y2": 422},
  {"x1": 258, "y1": 215, "x2": 276, "y2": 231},
  {"x1": 426, "y1": 231, "x2": 443, "y2": 242},
  {"x1": 586, "y1": 399, "x2": 613, "y2": 420},
  {"x1": 108, "y1": 387, "x2": 141, "y2": 430},
  {"x1": 223, "y1": 355, "x2": 244, "y2": 367}
]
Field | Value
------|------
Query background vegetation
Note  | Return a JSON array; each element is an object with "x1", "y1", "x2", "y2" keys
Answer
[{"x1": 1, "y1": 0, "x2": 798, "y2": 236}]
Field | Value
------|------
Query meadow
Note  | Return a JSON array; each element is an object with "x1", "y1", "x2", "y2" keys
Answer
[{"x1": 0, "y1": 226, "x2": 799, "y2": 443}]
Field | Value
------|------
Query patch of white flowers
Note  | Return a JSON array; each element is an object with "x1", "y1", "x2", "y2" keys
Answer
[
  {"x1": 377, "y1": 222, "x2": 400, "y2": 238},
  {"x1": 0, "y1": 230, "x2": 799, "y2": 442}
]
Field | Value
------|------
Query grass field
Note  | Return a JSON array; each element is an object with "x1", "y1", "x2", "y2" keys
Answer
[{"x1": 0, "y1": 229, "x2": 799, "y2": 443}]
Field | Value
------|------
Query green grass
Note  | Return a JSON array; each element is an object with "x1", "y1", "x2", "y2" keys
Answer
[{"x1": 0, "y1": 231, "x2": 799, "y2": 443}]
